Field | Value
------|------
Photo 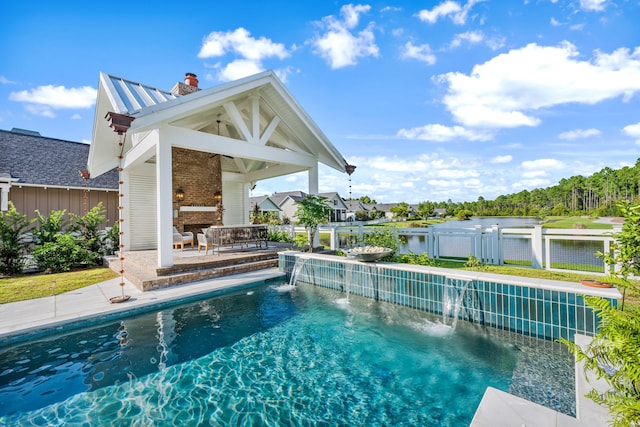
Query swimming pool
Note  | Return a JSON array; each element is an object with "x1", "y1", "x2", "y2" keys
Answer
[{"x1": 0, "y1": 280, "x2": 574, "y2": 426}]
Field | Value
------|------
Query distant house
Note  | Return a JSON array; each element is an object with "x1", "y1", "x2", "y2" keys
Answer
[
  {"x1": 249, "y1": 195, "x2": 281, "y2": 219},
  {"x1": 433, "y1": 208, "x2": 447, "y2": 218},
  {"x1": 364, "y1": 203, "x2": 418, "y2": 219},
  {"x1": 0, "y1": 128, "x2": 118, "y2": 223},
  {"x1": 318, "y1": 192, "x2": 348, "y2": 222},
  {"x1": 270, "y1": 190, "x2": 348, "y2": 223},
  {"x1": 270, "y1": 191, "x2": 307, "y2": 223}
]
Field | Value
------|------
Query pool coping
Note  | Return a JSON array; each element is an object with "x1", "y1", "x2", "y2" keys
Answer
[
  {"x1": 470, "y1": 334, "x2": 611, "y2": 427},
  {"x1": 0, "y1": 268, "x2": 285, "y2": 346}
]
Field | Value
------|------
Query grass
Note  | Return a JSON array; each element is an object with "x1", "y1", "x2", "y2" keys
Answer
[
  {"x1": 0, "y1": 268, "x2": 119, "y2": 305},
  {"x1": 542, "y1": 217, "x2": 613, "y2": 229},
  {"x1": 434, "y1": 259, "x2": 604, "y2": 282}
]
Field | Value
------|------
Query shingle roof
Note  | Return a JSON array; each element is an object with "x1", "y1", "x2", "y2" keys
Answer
[
  {"x1": 0, "y1": 129, "x2": 118, "y2": 189},
  {"x1": 269, "y1": 191, "x2": 307, "y2": 207}
]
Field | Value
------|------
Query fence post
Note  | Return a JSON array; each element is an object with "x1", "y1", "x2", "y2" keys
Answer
[
  {"x1": 426, "y1": 228, "x2": 434, "y2": 258},
  {"x1": 474, "y1": 225, "x2": 482, "y2": 260},
  {"x1": 329, "y1": 227, "x2": 338, "y2": 250},
  {"x1": 532, "y1": 225, "x2": 543, "y2": 269},
  {"x1": 491, "y1": 225, "x2": 501, "y2": 265}
]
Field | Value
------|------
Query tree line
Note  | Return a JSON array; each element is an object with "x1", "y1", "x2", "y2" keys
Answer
[{"x1": 357, "y1": 158, "x2": 640, "y2": 219}]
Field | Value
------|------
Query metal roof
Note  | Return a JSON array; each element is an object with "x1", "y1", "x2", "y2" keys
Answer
[{"x1": 101, "y1": 73, "x2": 179, "y2": 115}]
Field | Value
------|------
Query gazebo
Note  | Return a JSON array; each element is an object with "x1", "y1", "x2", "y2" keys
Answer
[{"x1": 88, "y1": 71, "x2": 350, "y2": 268}]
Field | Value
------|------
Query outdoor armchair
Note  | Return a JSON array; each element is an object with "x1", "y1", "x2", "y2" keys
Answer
[{"x1": 173, "y1": 227, "x2": 194, "y2": 251}]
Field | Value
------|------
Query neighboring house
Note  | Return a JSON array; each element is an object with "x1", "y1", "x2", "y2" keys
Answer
[
  {"x1": 0, "y1": 128, "x2": 118, "y2": 223},
  {"x1": 270, "y1": 191, "x2": 307, "y2": 223},
  {"x1": 318, "y1": 192, "x2": 348, "y2": 222},
  {"x1": 344, "y1": 199, "x2": 369, "y2": 219},
  {"x1": 433, "y1": 208, "x2": 447, "y2": 218},
  {"x1": 88, "y1": 71, "x2": 351, "y2": 267},
  {"x1": 249, "y1": 195, "x2": 281, "y2": 219},
  {"x1": 364, "y1": 203, "x2": 418, "y2": 219},
  {"x1": 270, "y1": 190, "x2": 348, "y2": 223}
]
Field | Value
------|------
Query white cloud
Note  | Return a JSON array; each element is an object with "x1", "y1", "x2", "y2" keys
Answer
[
  {"x1": 71, "y1": 113, "x2": 82, "y2": 120},
  {"x1": 623, "y1": 122, "x2": 640, "y2": 143},
  {"x1": 401, "y1": 42, "x2": 436, "y2": 65},
  {"x1": 24, "y1": 104, "x2": 55, "y2": 118},
  {"x1": 9, "y1": 85, "x2": 96, "y2": 109},
  {"x1": 448, "y1": 31, "x2": 505, "y2": 51},
  {"x1": 557, "y1": 128, "x2": 601, "y2": 140},
  {"x1": 381, "y1": 6, "x2": 402, "y2": 13},
  {"x1": 312, "y1": 4, "x2": 379, "y2": 69},
  {"x1": 416, "y1": 0, "x2": 485, "y2": 25},
  {"x1": 580, "y1": 0, "x2": 607, "y2": 12},
  {"x1": 198, "y1": 28, "x2": 289, "y2": 81},
  {"x1": 449, "y1": 30, "x2": 484, "y2": 48},
  {"x1": 438, "y1": 42, "x2": 640, "y2": 129},
  {"x1": 550, "y1": 17, "x2": 561, "y2": 26},
  {"x1": 199, "y1": 28, "x2": 288, "y2": 61},
  {"x1": 522, "y1": 170, "x2": 547, "y2": 178},
  {"x1": 490, "y1": 155, "x2": 512, "y2": 164},
  {"x1": 521, "y1": 158, "x2": 564, "y2": 170},
  {"x1": 397, "y1": 124, "x2": 493, "y2": 141},
  {"x1": 0, "y1": 76, "x2": 15, "y2": 84},
  {"x1": 215, "y1": 59, "x2": 264, "y2": 82}
]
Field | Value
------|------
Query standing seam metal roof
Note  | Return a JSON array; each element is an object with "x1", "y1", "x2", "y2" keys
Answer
[{"x1": 103, "y1": 73, "x2": 179, "y2": 115}]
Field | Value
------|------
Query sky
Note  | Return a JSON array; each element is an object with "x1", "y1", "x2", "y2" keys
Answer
[{"x1": 1, "y1": 0, "x2": 639, "y2": 204}]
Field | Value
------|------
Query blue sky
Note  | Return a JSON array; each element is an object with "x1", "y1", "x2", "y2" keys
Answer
[{"x1": 1, "y1": 0, "x2": 639, "y2": 203}]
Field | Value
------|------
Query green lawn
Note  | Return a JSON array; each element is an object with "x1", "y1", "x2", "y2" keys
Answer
[
  {"x1": 0, "y1": 268, "x2": 118, "y2": 304},
  {"x1": 542, "y1": 216, "x2": 613, "y2": 229}
]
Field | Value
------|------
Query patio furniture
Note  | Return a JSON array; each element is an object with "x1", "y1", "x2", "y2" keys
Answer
[
  {"x1": 199, "y1": 225, "x2": 269, "y2": 255},
  {"x1": 197, "y1": 228, "x2": 216, "y2": 255},
  {"x1": 173, "y1": 227, "x2": 194, "y2": 251}
]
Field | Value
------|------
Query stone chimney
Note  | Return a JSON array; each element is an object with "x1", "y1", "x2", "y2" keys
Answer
[{"x1": 171, "y1": 72, "x2": 200, "y2": 96}]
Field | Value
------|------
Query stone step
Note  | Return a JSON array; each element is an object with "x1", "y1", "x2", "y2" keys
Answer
[{"x1": 106, "y1": 252, "x2": 280, "y2": 291}]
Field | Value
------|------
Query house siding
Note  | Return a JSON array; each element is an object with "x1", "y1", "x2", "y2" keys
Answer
[{"x1": 10, "y1": 185, "x2": 118, "y2": 225}]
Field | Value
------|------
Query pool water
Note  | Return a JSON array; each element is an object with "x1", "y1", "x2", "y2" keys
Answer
[{"x1": 0, "y1": 281, "x2": 574, "y2": 426}]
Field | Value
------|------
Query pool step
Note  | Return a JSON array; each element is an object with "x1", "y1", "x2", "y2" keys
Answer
[{"x1": 106, "y1": 247, "x2": 283, "y2": 291}]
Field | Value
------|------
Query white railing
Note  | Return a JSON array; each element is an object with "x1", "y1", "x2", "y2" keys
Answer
[{"x1": 271, "y1": 224, "x2": 621, "y2": 276}]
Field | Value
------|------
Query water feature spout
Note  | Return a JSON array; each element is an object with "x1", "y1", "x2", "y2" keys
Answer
[
  {"x1": 289, "y1": 257, "x2": 308, "y2": 287},
  {"x1": 442, "y1": 276, "x2": 484, "y2": 330}
]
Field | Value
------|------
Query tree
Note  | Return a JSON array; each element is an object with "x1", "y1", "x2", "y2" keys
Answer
[
  {"x1": 390, "y1": 202, "x2": 410, "y2": 219},
  {"x1": 295, "y1": 194, "x2": 333, "y2": 252},
  {"x1": 417, "y1": 201, "x2": 435, "y2": 219},
  {"x1": 359, "y1": 195, "x2": 376, "y2": 204}
]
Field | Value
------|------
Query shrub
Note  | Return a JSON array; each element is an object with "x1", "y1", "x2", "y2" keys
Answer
[
  {"x1": 104, "y1": 222, "x2": 120, "y2": 255},
  {"x1": 0, "y1": 203, "x2": 33, "y2": 275},
  {"x1": 465, "y1": 254, "x2": 487, "y2": 271},
  {"x1": 33, "y1": 233, "x2": 97, "y2": 273},
  {"x1": 34, "y1": 209, "x2": 66, "y2": 244},
  {"x1": 395, "y1": 251, "x2": 435, "y2": 266},
  {"x1": 267, "y1": 229, "x2": 293, "y2": 243},
  {"x1": 69, "y1": 202, "x2": 107, "y2": 256}
]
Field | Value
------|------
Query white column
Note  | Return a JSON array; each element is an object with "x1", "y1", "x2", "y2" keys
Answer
[
  {"x1": 308, "y1": 163, "x2": 320, "y2": 247},
  {"x1": 0, "y1": 183, "x2": 10, "y2": 211},
  {"x1": 308, "y1": 163, "x2": 319, "y2": 194},
  {"x1": 156, "y1": 137, "x2": 173, "y2": 267},
  {"x1": 243, "y1": 182, "x2": 251, "y2": 224}
]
